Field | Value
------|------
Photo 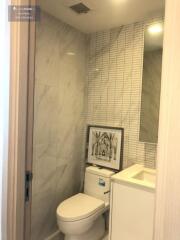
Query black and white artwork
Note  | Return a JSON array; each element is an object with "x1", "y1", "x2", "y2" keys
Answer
[{"x1": 87, "y1": 126, "x2": 123, "y2": 170}]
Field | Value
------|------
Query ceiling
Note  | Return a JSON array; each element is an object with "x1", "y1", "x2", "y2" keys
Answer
[{"x1": 39, "y1": 0, "x2": 165, "y2": 33}]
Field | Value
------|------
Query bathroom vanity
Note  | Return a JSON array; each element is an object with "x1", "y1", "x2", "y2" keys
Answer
[{"x1": 109, "y1": 165, "x2": 156, "y2": 240}]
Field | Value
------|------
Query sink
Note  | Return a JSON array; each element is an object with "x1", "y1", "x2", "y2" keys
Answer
[
  {"x1": 132, "y1": 170, "x2": 156, "y2": 184},
  {"x1": 111, "y1": 164, "x2": 156, "y2": 190}
]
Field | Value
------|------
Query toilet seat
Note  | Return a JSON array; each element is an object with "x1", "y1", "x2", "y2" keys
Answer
[{"x1": 57, "y1": 193, "x2": 105, "y2": 222}]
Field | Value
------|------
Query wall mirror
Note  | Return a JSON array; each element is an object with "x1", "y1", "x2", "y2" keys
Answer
[{"x1": 139, "y1": 21, "x2": 164, "y2": 143}]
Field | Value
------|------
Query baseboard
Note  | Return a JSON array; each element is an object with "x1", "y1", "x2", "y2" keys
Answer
[{"x1": 44, "y1": 230, "x2": 61, "y2": 240}]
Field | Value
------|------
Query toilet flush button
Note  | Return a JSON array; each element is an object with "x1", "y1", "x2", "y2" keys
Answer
[{"x1": 99, "y1": 178, "x2": 105, "y2": 186}]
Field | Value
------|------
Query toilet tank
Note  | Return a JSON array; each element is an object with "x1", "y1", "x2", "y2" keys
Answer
[{"x1": 84, "y1": 166, "x2": 115, "y2": 204}]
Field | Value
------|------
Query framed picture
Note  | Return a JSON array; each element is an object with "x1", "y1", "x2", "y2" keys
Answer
[{"x1": 87, "y1": 125, "x2": 124, "y2": 171}]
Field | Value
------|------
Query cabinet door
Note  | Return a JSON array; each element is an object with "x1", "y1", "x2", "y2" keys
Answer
[{"x1": 110, "y1": 182, "x2": 155, "y2": 240}]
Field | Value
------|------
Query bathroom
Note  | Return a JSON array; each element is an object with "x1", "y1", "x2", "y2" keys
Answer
[{"x1": 31, "y1": 0, "x2": 164, "y2": 240}]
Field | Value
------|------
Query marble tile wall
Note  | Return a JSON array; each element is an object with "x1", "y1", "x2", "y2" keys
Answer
[
  {"x1": 31, "y1": 12, "x2": 87, "y2": 240},
  {"x1": 86, "y1": 20, "x2": 161, "y2": 169}
]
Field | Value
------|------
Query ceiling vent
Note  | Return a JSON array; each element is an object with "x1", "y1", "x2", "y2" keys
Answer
[{"x1": 70, "y1": 3, "x2": 90, "y2": 14}]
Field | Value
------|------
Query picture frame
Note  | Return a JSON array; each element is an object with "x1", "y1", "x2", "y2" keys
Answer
[{"x1": 87, "y1": 125, "x2": 124, "y2": 171}]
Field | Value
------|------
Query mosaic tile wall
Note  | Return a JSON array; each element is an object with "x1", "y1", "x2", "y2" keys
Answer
[{"x1": 86, "y1": 21, "x2": 159, "y2": 169}]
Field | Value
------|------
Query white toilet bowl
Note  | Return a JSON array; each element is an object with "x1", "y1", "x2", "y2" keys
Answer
[
  {"x1": 56, "y1": 193, "x2": 108, "y2": 240},
  {"x1": 56, "y1": 166, "x2": 115, "y2": 240}
]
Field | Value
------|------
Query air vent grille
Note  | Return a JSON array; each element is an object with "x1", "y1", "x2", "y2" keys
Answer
[{"x1": 70, "y1": 3, "x2": 90, "y2": 14}]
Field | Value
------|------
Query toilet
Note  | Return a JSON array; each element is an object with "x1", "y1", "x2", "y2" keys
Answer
[{"x1": 56, "y1": 166, "x2": 115, "y2": 240}]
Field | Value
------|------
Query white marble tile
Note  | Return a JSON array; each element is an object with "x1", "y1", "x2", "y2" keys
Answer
[
  {"x1": 32, "y1": 11, "x2": 87, "y2": 240},
  {"x1": 31, "y1": 190, "x2": 57, "y2": 240},
  {"x1": 32, "y1": 143, "x2": 57, "y2": 196},
  {"x1": 33, "y1": 83, "x2": 59, "y2": 146}
]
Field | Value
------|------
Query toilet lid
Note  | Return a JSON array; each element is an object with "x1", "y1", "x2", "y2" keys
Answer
[{"x1": 57, "y1": 193, "x2": 105, "y2": 221}]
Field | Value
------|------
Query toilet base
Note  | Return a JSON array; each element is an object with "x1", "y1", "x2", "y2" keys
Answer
[{"x1": 64, "y1": 215, "x2": 105, "y2": 240}]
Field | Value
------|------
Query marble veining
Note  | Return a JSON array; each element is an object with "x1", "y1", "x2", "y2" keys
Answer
[{"x1": 31, "y1": 11, "x2": 87, "y2": 240}]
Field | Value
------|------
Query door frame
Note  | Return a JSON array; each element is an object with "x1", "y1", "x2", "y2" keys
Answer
[
  {"x1": 154, "y1": 0, "x2": 180, "y2": 239},
  {"x1": 7, "y1": 0, "x2": 35, "y2": 240},
  {"x1": 24, "y1": 0, "x2": 36, "y2": 239},
  {"x1": 7, "y1": 0, "x2": 180, "y2": 239}
]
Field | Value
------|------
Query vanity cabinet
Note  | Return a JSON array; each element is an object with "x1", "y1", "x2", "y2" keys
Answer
[{"x1": 109, "y1": 165, "x2": 155, "y2": 240}]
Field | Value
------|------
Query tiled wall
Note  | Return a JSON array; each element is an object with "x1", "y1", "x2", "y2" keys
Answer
[
  {"x1": 31, "y1": 12, "x2": 87, "y2": 240},
  {"x1": 32, "y1": 11, "x2": 161, "y2": 239},
  {"x1": 86, "y1": 21, "x2": 158, "y2": 169}
]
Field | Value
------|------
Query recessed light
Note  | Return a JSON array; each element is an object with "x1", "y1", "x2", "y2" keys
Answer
[
  {"x1": 148, "y1": 23, "x2": 163, "y2": 34},
  {"x1": 112, "y1": 0, "x2": 126, "y2": 3},
  {"x1": 67, "y1": 52, "x2": 75, "y2": 56}
]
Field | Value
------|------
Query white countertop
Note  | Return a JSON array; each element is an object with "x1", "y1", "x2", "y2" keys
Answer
[{"x1": 111, "y1": 164, "x2": 156, "y2": 191}]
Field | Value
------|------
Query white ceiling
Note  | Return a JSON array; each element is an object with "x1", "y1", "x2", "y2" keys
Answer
[{"x1": 39, "y1": 0, "x2": 165, "y2": 33}]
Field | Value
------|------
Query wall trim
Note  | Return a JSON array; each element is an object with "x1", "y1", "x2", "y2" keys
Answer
[
  {"x1": 7, "y1": 0, "x2": 30, "y2": 240},
  {"x1": 24, "y1": 0, "x2": 36, "y2": 239}
]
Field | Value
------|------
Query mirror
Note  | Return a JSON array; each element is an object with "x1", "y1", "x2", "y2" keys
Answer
[{"x1": 139, "y1": 21, "x2": 164, "y2": 143}]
